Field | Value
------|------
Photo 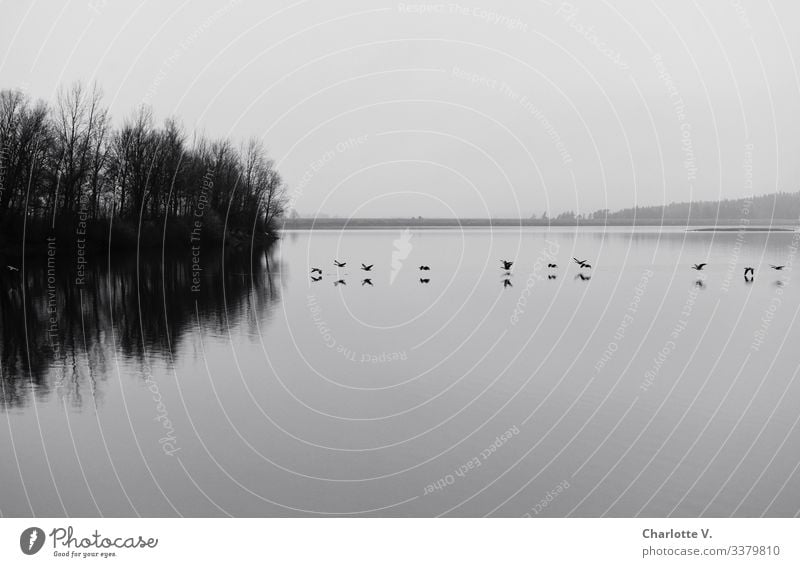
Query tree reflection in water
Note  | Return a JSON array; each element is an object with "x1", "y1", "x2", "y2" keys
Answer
[{"x1": 0, "y1": 245, "x2": 282, "y2": 409}]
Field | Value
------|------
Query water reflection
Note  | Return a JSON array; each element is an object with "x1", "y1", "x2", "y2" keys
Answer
[
  {"x1": 2, "y1": 227, "x2": 800, "y2": 517},
  {"x1": 0, "y1": 246, "x2": 281, "y2": 410}
]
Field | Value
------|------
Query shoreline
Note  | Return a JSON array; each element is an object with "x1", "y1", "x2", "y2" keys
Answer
[{"x1": 281, "y1": 218, "x2": 799, "y2": 231}]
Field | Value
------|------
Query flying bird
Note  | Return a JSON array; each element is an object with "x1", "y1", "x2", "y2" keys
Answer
[
  {"x1": 360, "y1": 264, "x2": 373, "y2": 271},
  {"x1": 361, "y1": 278, "x2": 373, "y2": 286},
  {"x1": 311, "y1": 275, "x2": 322, "y2": 282},
  {"x1": 573, "y1": 258, "x2": 592, "y2": 269},
  {"x1": 695, "y1": 279, "x2": 706, "y2": 289},
  {"x1": 744, "y1": 267, "x2": 754, "y2": 277},
  {"x1": 419, "y1": 265, "x2": 430, "y2": 271},
  {"x1": 575, "y1": 273, "x2": 591, "y2": 281},
  {"x1": 334, "y1": 260, "x2": 346, "y2": 267},
  {"x1": 502, "y1": 278, "x2": 513, "y2": 288},
  {"x1": 692, "y1": 263, "x2": 707, "y2": 271},
  {"x1": 6, "y1": 265, "x2": 19, "y2": 272},
  {"x1": 334, "y1": 279, "x2": 346, "y2": 286},
  {"x1": 501, "y1": 260, "x2": 514, "y2": 271},
  {"x1": 310, "y1": 267, "x2": 322, "y2": 275},
  {"x1": 419, "y1": 278, "x2": 430, "y2": 284},
  {"x1": 770, "y1": 264, "x2": 785, "y2": 270},
  {"x1": 548, "y1": 274, "x2": 557, "y2": 280},
  {"x1": 547, "y1": 263, "x2": 557, "y2": 268}
]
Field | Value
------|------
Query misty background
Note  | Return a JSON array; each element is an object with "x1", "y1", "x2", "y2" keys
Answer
[{"x1": 2, "y1": 0, "x2": 799, "y2": 218}]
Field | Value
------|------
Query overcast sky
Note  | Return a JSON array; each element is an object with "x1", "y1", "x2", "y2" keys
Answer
[{"x1": 2, "y1": 0, "x2": 799, "y2": 218}]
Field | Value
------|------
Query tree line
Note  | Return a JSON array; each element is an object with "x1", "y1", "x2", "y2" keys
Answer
[
  {"x1": 0, "y1": 82, "x2": 287, "y2": 249},
  {"x1": 588, "y1": 192, "x2": 800, "y2": 222},
  {"x1": 530, "y1": 192, "x2": 800, "y2": 223}
]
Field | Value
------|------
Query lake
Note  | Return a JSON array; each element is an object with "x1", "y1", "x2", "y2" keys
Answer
[{"x1": 1, "y1": 227, "x2": 800, "y2": 517}]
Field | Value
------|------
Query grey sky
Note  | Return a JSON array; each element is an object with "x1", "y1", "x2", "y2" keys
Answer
[{"x1": 2, "y1": 0, "x2": 798, "y2": 218}]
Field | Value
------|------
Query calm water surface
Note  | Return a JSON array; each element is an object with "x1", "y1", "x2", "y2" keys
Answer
[{"x1": 2, "y1": 227, "x2": 800, "y2": 517}]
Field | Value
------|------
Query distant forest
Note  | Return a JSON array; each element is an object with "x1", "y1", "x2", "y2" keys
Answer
[
  {"x1": 0, "y1": 82, "x2": 287, "y2": 253},
  {"x1": 562, "y1": 191, "x2": 800, "y2": 223},
  {"x1": 284, "y1": 191, "x2": 800, "y2": 229}
]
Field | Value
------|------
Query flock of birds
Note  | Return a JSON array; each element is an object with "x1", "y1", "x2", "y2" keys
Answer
[
  {"x1": 3, "y1": 258, "x2": 787, "y2": 287},
  {"x1": 691, "y1": 262, "x2": 785, "y2": 287},
  {"x1": 309, "y1": 260, "x2": 432, "y2": 286},
  {"x1": 308, "y1": 257, "x2": 594, "y2": 287},
  {"x1": 308, "y1": 258, "x2": 791, "y2": 288}
]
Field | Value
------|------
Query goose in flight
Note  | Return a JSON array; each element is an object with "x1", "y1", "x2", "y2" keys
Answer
[
  {"x1": 361, "y1": 278, "x2": 373, "y2": 286},
  {"x1": 501, "y1": 260, "x2": 514, "y2": 271},
  {"x1": 419, "y1": 265, "x2": 430, "y2": 271},
  {"x1": 310, "y1": 267, "x2": 322, "y2": 275},
  {"x1": 334, "y1": 279, "x2": 346, "y2": 286},
  {"x1": 334, "y1": 260, "x2": 346, "y2": 268},
  {"x1": 692, "y1": 263, "x2": 707, "y2": 271},
  {"x1": 311, "y1": 275, "x2": 322, "y2": 282},
  {"x1": 770, "y1": 264, "x2": 785, "y2": 270},
  {"x1": 360, "y1": 264, "x2": 373, "y2": 271}
]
